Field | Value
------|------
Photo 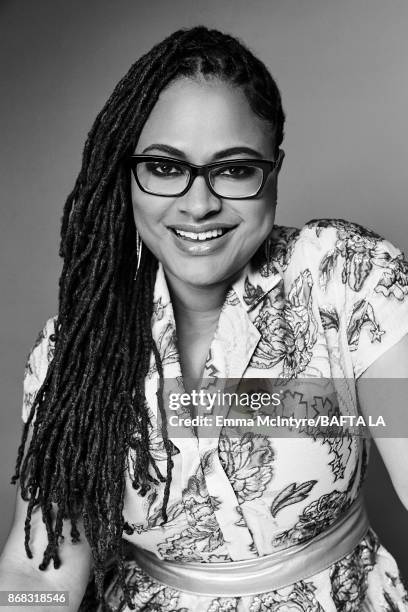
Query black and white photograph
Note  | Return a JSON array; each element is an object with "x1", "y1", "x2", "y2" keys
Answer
[{"x1": 0, "y1": 1, "x2": 407, "y2": 610}]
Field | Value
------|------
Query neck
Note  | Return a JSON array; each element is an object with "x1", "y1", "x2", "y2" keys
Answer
[{"x1": 164, "y1": 269, "x2": 231, "y2": 327}]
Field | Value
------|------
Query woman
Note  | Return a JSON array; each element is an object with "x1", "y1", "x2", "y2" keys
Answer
[{"x1": 1, "y1": 26, "x2": 408, "y2": 612}]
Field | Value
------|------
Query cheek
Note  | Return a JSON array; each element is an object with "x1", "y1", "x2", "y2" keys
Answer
[
  {"x1": 241, "y1": 199, "x2": 276, "y2": 237},
  {"x1": 131, "y1": 190, "x2": 166, "y2": 237}
]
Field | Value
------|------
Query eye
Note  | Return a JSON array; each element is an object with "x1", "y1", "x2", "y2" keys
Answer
[
  {"x1": 146, "y1": 161, "x2": 184, "y2": 177},
  {"x1": 216, "y1": 165, "x2": 257, "y2": 179}
]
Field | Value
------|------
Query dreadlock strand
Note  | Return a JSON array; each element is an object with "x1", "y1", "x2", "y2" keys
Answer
[{"x1": 151, "y1": 341, "x2": 173, "y2": 524}]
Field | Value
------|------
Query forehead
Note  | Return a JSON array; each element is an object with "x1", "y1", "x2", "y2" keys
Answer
[{"x1": 135, "y1": 78, "x2": 275, "y2": 161}]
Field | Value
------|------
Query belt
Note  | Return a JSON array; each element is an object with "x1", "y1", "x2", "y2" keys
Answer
[{"x1": 131, "y1": 493, "x2": 370, "y2": 597}]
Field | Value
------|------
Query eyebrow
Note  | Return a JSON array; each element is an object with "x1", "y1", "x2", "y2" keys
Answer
[{"x1": 141, "y1": 144, "x2": 264, "y2": 160}]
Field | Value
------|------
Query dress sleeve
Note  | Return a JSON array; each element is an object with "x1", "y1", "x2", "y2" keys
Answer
[
  {"x1": 343, "y1": 232, "x2": 408, "y2": 378},
  {"x1": 22, "y1": 317, "x2": 57, "y2": 423}
]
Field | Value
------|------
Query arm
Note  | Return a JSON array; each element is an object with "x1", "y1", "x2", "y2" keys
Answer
[
  {"x1": 0, "y1": 481, "x2": 93, "y2": 612},
  {"x1": 356, "y1": 332, "x2": 408, "y2": 510}
]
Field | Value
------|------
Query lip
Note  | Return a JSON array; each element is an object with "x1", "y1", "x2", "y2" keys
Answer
[
  {"x1": 168, "y1": 224, "x2": 237, "y2": 256},
  {"x1": 167, "y1": 223, "x2": 237, "y2": 232}
]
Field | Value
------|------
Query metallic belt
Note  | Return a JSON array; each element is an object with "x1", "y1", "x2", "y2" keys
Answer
[{"x1": 131, "y1": 493, "x2": 370, "y2": 597}]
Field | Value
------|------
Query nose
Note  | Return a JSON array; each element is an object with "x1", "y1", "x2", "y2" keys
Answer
[{"x1": 176, "y1": 175, "x2": 222, "y2": 219}]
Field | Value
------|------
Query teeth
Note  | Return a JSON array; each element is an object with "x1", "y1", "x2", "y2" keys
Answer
[{"x1": 175, "y1": 228, "x2": 225, "y2": 241}]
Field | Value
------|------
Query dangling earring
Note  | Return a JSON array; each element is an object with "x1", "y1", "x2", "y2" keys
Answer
[
  {"x1": 264, "y1": 235, "x2": 271, "y2": 269},
  {"x1": 263, "y1": 199, "x2": 278, "y2": 272},
  {"x1": 134, "y1": 230, "x2": 143, "y2": 281}
]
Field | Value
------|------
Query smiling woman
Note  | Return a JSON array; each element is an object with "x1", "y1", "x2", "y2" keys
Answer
[
  {"x1": 1, "y1": 26, "x2": 408, "y2": 612},
  {"x1": 131, "y1": 79, "x2": 281, "y2": 291}
]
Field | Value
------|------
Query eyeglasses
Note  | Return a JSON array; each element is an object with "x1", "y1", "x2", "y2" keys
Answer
[{"x1": 127, "y1": 151, "x2": 283, "y2": 199}]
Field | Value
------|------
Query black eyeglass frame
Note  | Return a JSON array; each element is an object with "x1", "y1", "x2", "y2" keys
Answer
[{"x1": 127, "y1": 151, "x2": 283, "y2": 199}]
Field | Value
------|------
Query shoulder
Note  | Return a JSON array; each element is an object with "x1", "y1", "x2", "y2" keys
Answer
[
  {"x1": 270, "y1": 218, "x2": 376, "y2": 261},
  {"x1": 303, "y1": 217, "x2": 384, "y2": 238},
  {"x1": 295, "y1": 218, "x2": 388, "y2": 252},
  {"x1": 272, "y1": 218, "x2": 404, "y2": 271},
  {"x1": 269, "y1": 219, "x2": 408, "y2": 303}
]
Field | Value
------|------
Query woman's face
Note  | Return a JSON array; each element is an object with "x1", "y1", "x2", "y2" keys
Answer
[{"x1": 131, "y1": 78, "x2": 283, "y2": 289}]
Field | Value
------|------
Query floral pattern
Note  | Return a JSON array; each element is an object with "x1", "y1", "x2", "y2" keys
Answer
[
  {"x1": 249, "y1": 581, "x2": 324, "y2": 611},
  {"x1": 274, "y1": 489, "x2": 352, "y2": 546},
  {"x1": 250, "y1": 271, "x2": 318, "y2": 377},
  {"x1": 218, "y1": 433, "x2": 275, "y2": 503},
  {"x1": 375, "y1": 253, "x2": 408, "y2": 301},
  {"x1": 22, "y1": 219, "x2": 408, "y2": 611},
  {"x1": 329, "y1": 529, "x2": 379, "y2": 611},
  {"x1": 154, "y1": 452, "x2": 227, "y2": 562},
  {"x1": 207, "y1": 599, "x2": 238, "y2": 612},
  {"x1": 312, "y1": 219, "x2": 383, "y2": 292},
  {"x1": 265, "y1": 225, "x2": 301, "y2": 273},
  {"x1": 101, "y1": 563, "x2": 188, "y2": 612}
]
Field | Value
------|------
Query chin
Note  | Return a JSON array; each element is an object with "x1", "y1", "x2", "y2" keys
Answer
[
  {"x1": 173, "y1": 261, "x2": 234, "y2": 287},
  {"x1": 180, "y1": 270, "x2": 225, "y2": 287}
]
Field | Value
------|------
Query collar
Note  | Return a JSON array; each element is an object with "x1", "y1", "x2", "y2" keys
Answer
[
  {"x1": 230, "y1": 256, "x2": 282, "y2": 314},
  {"x1": 230, "y1": 225, "x2": 290, "y2": 314}
]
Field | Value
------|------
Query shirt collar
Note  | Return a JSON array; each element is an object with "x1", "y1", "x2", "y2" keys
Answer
[{"x1": 230, "y1": 231, "x2": 285, "y2": 313}]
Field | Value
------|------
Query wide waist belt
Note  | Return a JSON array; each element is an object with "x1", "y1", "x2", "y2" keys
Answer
[{"x1": 131, "y1": 493, "x2": 370, "y2": 597}]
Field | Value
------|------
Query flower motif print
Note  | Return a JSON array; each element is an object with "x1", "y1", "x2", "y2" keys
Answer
[
  {"x1": 250, "y1": 271, "x2": 318, "y2": 377},
  {"x1": 225, "y1": 288, "x2": 240, "y2": 306},
  {"x1": 100, "y1": 562, "x2": 188, "y2": 612},
  {"x1": 242, "y1": 277, "x2": 266, "y2": 308},
  {"x1": 250, "y1": 226, "x2": 299, "y2": 279},
  {"x1": 218, "y1": 433, "x2": 275, "y2": 503},
  {"x1": 249, "y1": 580, "x2": 324, "y2": 611},
  {"x1": 307, "y1": 218, "x2": 380, "y2": 239},
  {"x1": 157, "y1": 452, "x2": 227, "y2": 561},
  {"x1": 157, "y1": 497, "x2": 225, "y2": 562},
  {"x1": 274, "y1": 490, "x2": 350, "y2": 546},
  {"x1": 375, "y1": 253, "x2": 408, "y2": 301},
  {"x1": 329, "y1": 528, "x2": 379, "y2": 611},
  {"x1": 268, "y1": 225, "x2": 300, "y2": 273},
  {"x1": 207, "y1": 598, "x2": 239, "y2": 612},
  {"x1": 311, "y1": 219, "x2": 382, "y2": 292}
]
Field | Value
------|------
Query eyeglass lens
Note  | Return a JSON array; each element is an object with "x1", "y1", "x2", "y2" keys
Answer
[{"x1": 136, "y1": 160, "x2": 264, "y2": 197}]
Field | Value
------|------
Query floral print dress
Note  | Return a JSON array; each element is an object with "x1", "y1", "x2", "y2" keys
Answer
[{"x1": 22, "y1": 219, "x2": 408, "y2": 611}]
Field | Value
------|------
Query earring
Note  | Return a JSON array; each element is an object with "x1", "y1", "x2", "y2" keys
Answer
[
  {"x1": 263, "y1": 228, "x2": 276, "y2": 275},
  {"x1": 264, "y1": 236, "x2": 271, "y2": 268},
  {"x1": 134, "y1": 230, "x2": 143, "y2": 281}
]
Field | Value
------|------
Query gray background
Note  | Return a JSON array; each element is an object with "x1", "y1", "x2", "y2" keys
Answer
[{"x1": 1, "y1": 0, "x2": 407, "y2": 578}]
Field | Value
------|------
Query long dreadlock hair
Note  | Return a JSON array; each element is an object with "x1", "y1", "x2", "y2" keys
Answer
[{"x1": 12, "y1": 26, "x2": 285, "y2": 609}]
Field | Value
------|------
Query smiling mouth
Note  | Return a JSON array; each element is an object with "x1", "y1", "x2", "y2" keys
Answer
[{"x1": 171, "y1": 227, "x2": 233, "y2": 242}]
